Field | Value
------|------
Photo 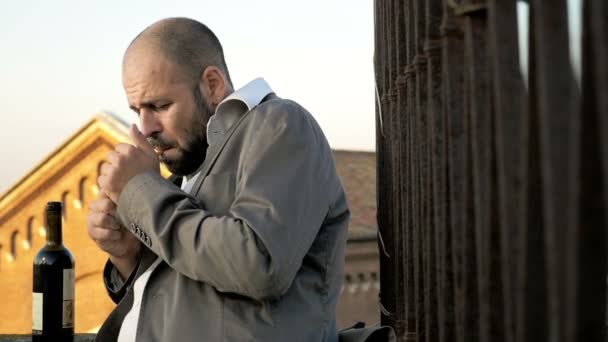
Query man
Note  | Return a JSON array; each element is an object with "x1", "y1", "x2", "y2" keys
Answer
[{"x1": 87, "y1": 17, "x2": 350, "y2": 341}]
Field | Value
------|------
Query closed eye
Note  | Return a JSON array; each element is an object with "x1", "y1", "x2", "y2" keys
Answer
[
  {"x1": 129, "y1": 106, "x2": 140, "y2": 116},
  {"x1": 129, "y1": 101, "x2": 170, "y2": 116},
  {"x1": 158, "y1": 103, "x2": 171, "y2": 110}
]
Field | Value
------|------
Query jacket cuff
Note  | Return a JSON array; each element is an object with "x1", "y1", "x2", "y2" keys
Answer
[
  {"x1": 116, "y1": 171, "x2": 180, "y2": 252},
  {"x1": 103, "y1": 257, "x2": 140, "y2": 304}
]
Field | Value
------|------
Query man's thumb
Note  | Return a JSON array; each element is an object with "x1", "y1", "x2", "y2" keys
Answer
[{"x1": 129, "y1": 124, "x2": 156, "y2": 156}]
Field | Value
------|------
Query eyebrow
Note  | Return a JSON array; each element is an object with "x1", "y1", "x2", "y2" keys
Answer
[{"x1": 130, "y1": 99, "x2": 168, "y2": 111}]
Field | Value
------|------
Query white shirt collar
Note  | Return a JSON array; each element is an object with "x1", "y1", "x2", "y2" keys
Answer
[
  {"x1": 206, "y1": 77, "x2": 273, "y2": 144},
  {"x1": 218, "y1": 77, "x2": 274, "y2": 113},
  {"x1": 180, "y1": 172, "x2": 201, "y2": 192}
]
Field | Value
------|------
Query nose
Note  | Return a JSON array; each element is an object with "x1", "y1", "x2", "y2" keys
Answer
[{"x1": 139, "y1": 108, "x2": 162, "y2": 138}]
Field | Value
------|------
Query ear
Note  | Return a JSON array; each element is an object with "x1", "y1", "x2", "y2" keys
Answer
[{"x1": 199, "y1": 66, "x2": 229, "y2": 108}]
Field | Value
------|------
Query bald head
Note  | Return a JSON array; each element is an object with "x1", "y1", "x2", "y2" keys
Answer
[{"x1": 124, "y1": 17, "x2": 232, "y2": 87}]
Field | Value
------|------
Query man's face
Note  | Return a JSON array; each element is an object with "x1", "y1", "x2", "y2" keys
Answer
[{"x1": 122, "y1": 53, "x2": 214, "y2": 176}]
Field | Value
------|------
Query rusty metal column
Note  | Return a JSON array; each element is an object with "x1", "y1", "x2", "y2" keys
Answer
[
  {"x1": 441, "y1": 2, "x2": 469, "y2": 342},
  {"x1": 394, "y1": 0, "x2": 410, "y2": 337},
  {"x1": 402, "y1": 1, "x2": 418, "y2": 340},
  {"x1": 419, "y1": 0, "x2": 442, "y2": 341},
  {"x1": 586, "y1": 0, "x2": 608, "y2": 234},
  {"x1": 523, "y1": 6, "x2": 549, "y2": 341},
  {"x1": 487, "y1": 1, "x2": 527, "y2": 342},
  {"x1": 460, "y1": 1, "x2": 500, "y2": 341},
  {"x1": 388, "y1": 0, "x2": 407, "y2": 336},
  {"x1": 575, "y1": 1, "x2": 608, "y2": 340},
  {"x1": 532, "y1": 1, "x2": 581, "y2": 341},
  {"x1": 404, "y1": 0, "x2": 421, "y2": 340},
  {"x1": 588, "y1": 0, "x2": 608, "y2": 221},
  {"x1": 413, "y1": 1, "x2": 429, "y2": 340},
  {"x1": 375, "y1": 0, "x2": 396, "y2": 330},
  {"x1": 425, "y1": 0, "x2": 444, "y2": 341},
  {"x1": 437, "y1": 3, "x2": 459, "y2": 342}
]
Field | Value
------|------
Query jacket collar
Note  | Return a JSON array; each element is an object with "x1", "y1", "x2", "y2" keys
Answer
[{"x1": 206, "y1": 78, "x2": 273, "y2": 146}]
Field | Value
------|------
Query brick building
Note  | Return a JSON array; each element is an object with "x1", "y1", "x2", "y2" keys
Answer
[{"x1": 0, "y1": 113, "x2": 379, "y2": 333}]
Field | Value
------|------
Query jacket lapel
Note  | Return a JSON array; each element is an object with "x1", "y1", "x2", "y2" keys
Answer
[{"x1": 190, "y1": 93, "x2": 277, "y2": 196}]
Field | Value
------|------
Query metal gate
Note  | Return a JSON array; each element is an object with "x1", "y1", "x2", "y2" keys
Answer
[{"x1": 373, "y1": 1, "x2": 608, "y2": 341}]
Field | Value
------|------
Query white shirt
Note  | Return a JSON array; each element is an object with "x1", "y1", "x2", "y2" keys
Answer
[{"x1": 117, "y1": 77, "x2": 273, "y2": 342}]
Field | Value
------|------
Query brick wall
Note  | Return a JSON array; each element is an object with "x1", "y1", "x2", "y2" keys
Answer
[{"x1": 0, "y1": 142, "x2": 115, "y2": 333}]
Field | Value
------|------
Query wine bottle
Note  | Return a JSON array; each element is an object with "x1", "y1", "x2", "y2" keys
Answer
[{"x1": 32, "y1": 201, "x2": 75, "y2": 342}]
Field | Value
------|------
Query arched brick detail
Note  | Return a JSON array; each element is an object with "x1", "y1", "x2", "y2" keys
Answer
[
  {"x1": 79, "y1": 177, "x2": 87, "y2": 203},
  {"x1": 61, "y1": 191, "x2": 70, "y2": 220},
  {"x1": 10, "y1": 231, "x2": 19, "y2": 260},
  {"x1": 97, "y1": 161, "x2": 104, "y2": 178},
  {"x1": 26, "y1": 217, "x2": 35, "y2": 246},
  {"x1": 75, "y1": 177, "x2": 87, "y2": 210}
]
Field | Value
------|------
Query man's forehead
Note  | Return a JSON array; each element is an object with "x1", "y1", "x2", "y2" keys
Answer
[{"x1": 123, "y1": 52, "x2": 189, "y2": 85}]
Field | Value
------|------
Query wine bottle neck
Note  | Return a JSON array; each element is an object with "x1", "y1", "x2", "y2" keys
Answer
[{"x1": 46, "y1": 211, "x2": 62, "y2": 245}]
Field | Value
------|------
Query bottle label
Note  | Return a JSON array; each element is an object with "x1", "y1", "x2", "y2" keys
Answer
[
  {"x1": 63, "y1": 268, "x2": 74, "y2": 328},
  {"x1": 32, "y1": 292, "x2": 43, "y2": 332}
]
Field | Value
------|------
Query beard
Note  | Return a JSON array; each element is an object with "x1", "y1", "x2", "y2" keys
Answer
[{"x1": 147, "y1": 86, "x2": 213, "y2": 176}]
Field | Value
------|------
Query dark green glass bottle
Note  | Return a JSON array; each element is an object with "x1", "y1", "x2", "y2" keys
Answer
[{"x1": 32, "y1": 202, "x2": 75, "y2": 342}]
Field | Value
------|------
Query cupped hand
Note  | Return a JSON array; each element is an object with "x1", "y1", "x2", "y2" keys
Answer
[
  {"x1": 87, "y1": 191, "x2": 142, "y2": 277},
  {"x1": 98, "y1": 124, "x2": 160, "y2": 203}
]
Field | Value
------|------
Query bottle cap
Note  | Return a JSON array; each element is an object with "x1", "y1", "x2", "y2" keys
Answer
[{"x1": 46, "y1": 201, "x2": 63, "y2": 212}]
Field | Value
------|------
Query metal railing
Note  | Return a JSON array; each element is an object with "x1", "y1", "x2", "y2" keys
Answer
[{"x1": 373, "y1": 1, "x2": 608, "y2": 341}]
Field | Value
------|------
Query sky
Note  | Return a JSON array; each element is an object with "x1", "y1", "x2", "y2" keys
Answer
[
  {"x1": 0, "y1": 0, "x2": 376, "y2": 194},
  {"x1": 0, "y1": 1, "x2": 582, "y2": 195}
]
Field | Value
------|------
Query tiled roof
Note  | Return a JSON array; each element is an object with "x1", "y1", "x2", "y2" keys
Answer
[{"x1": 333, "y1": 150, "x2": 377, "y2": 241}]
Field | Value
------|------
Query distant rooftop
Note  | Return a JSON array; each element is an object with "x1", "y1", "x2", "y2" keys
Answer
[{"x1": 333, "y1": 150, "x2": 377, "y2": 241}]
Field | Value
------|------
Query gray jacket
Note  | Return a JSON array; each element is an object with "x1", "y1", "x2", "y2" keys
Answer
[{"x1": 94, "y1": 95, "x2": 350, "y2": 341}]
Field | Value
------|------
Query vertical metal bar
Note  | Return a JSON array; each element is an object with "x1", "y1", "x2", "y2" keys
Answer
[
  {"x1": 396, "y1": 0, "x2": 414, "y2": 339},
  {"x1": 404, "y1": 1, "x2": 419, "y2": 339},
  {"x1": 424, "y1": 1, "x2": 443, "y2": 342},
  {"x1": 406, "y1": 0, "x2": 422, "y2": 339},
  {"x1": 523, "y1": 7, "x2": 549, "y2": 342},
  {"x1": 414, "y1": 0, "x2": 428, "y2": 340},
  {"x1": 461, "y1": 2, "x2": 501, "y2": 342},
  {"x1": 385, "y1": 2, "x2": 396, "y2": 301},
  {"x1": 462, "y1": 5, "x2": 489, "y2": 342},
  {"x1": 589, "y1": 0, "x2": 608, "y2": 216},
  {"x1": 408, "y1": 65, "x2": 420, "y2": 342},
  {"x1": 588, "y1": 2, "x2": 608, "y2": 338},
  {"x1": 531, "y1": 1, "x2": 581, "y2": 341},
  {"x1": 390, "y1": 0, "x2": 407, "y2": 336},
  {"x1": 487, "y1": 1, "x2": 527, "y2": 342},
  {"x1": 377, "y1": 0, "x2": 396, "y2": 329},
  {"x1": 438, "y1": 3, "x2": 457, "y2": 341},
  {"x1": 442, "y1": 2, "x2": 466, "y2": 341},
  {"x1": 575, "y1": 1, "x2": 607, "y2": 340},
  {"x1": 460, "y1": 18, "x2": 481, "y2": 342}
]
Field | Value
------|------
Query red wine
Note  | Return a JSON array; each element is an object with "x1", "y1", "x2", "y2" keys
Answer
[{"x1": 32, "y1": 202, "x2": 75, "y2": 342}]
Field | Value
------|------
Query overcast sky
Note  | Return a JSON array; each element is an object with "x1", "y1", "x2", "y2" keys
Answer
[{"x1": 0, "y1": 1, "x2": 581, "y2": 194}]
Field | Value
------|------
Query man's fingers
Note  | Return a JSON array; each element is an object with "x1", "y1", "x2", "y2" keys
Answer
[
  {"x1": 129, "y1": 124, "x2": 157, "y2": 157},
  {"x1": 87, "y1": 212, "x2": 120, "y2": 231},
  {"x1": 97, "y1": 174, "x2": 108, "y2": 193},
  {"x1": 99, "y1": 161, "x2": 113, "y2": 176},
  {"x1": 106, "y1": 150, "x2": 120, "y2": 166},
  {"x1": 98, "y1": 189, "x2": 111, "y2": 201},
  {"x1": 114, "y1": 143, "x2": 136, "y2": 156},
  {"x1": 89, "y1": 198, "x2": 116, "y2": 214}
]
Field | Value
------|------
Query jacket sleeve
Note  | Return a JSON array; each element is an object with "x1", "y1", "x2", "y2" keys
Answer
[
  {"x1": 102, "y1": 257, "x2": 140, "y2": 304},
  {"x1": 116, "y1": 101, "x2": 338, "y2": 301}
]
